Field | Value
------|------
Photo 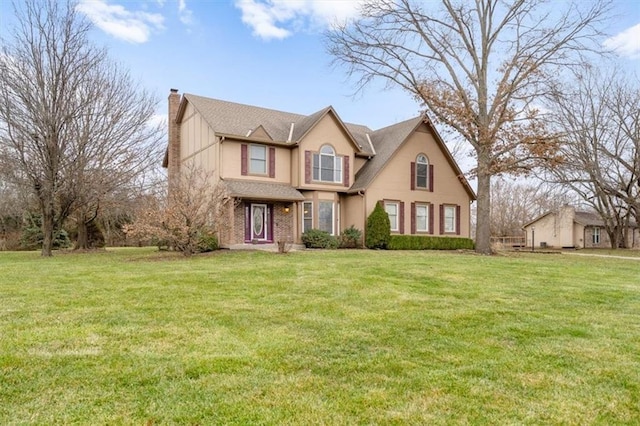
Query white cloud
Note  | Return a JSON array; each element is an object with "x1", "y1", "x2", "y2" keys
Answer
[
  {"x1": 177, "y1": 0, "x2": 194, "y2": 25},
  {"x1": 234, "y1": 0, "x2": 364, "y2": 41},
  {"x1": 77, "y1": 0, "x2": 165, "y2": 44},
  {"x1": 604, "y1": 23, "x2": 640, "y2": 59}
]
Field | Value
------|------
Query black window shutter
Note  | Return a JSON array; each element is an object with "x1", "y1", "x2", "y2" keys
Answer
[
  {"x1": 411, "y1": 202, "x2": 416, "y2": 234},
  {"x1": 429, "y1": 164, "x2": 434, "y2": 192},
  {"x1": 410, "y1": 162, "x2": 415, "y2": 190}
]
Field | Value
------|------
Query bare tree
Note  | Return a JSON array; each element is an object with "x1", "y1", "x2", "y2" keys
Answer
[
  {"x1": 490, "y1": 178, "x2": 579, "y2": 237},
  {"x1": 545, "y1": 67, "x2": 639, "y2": 248},
  {"x1": 326, "y1": 0, "x2": 610, "y2": 253},
  {"x1": 0, "y1": 0, "x2": 162, "y2": 255},
  {"x1": 124, "y1": 164, "x2": 233, "y2": 256}
]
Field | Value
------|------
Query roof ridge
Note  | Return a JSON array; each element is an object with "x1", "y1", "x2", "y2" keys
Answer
[{"x1": 184, "y1": 93, "x2": 306, "y2": 120}]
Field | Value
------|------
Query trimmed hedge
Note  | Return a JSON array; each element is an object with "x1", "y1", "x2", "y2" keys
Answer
[
  {"x1": 388, "y1": 235, "x2": 475, "y2": 250},
  {"x1": 302, "y1": 229, "x2": 339, "y2": 249}
]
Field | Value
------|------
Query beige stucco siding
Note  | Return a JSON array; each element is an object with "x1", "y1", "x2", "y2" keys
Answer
[
  {"x1": 354, "y1": 157, "x2": 367, "y2": 174},
  {"x1": 573, "y1": 223, "x2": 585, "y2": 248},
  {"x1": 221, "y1": 141, "x2": 292, "y2": 184},
  {"x1": 342, "y1": 194, "x2": 365, "y2": 233},
  {"x1": 365, "y1": 125, "x2": 472, "y2": 237},
  {"x1": 297, "y1": 113, "x2": 357, "y2": 191},
  {"x1": 525, "y1": 215, "x2": 558, "y2": 248}
]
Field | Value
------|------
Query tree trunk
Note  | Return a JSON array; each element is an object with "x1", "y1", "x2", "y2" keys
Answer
[
  {"x1": 75, "y1": 218, "x2": 88, "y2": 250},
  {"x1": 475, "y1": 166, "x2": 492, "y2": 255},
  {"x1": 41, "y1": 207, "x2": 54, "y2": 257}
]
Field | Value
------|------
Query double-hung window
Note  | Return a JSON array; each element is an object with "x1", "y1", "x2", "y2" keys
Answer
[
  {"x1": 592, "y1": 227, "x2": 600, "y2": 244},
  {"x1": 313, "y1": 145, "x2": 342, "y2": 183},
  {"x1": 416, "y1": 204, "x2": 429, "y2": 232},
  {"x1": 385, "y1": 202, "x2": 399, "y2": 232},
  {"x1": 250, "y1": 145, "x2": 267, "y2": 174},
  {"x1": 443, "y1": 205, "x2": 456, "y2": 233}
]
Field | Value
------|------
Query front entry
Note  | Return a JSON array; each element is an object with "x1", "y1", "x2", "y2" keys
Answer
[
  {"x1": 251, "y1": 204, "x2": 267, "y2": 241},
  {"x1": 244, "y1": 203, "x2": 273, "y2": 243}
]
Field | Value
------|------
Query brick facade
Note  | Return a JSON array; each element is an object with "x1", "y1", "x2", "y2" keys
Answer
[{"x1": 230, "y1": 201, "x2": 294, "y2": 246}]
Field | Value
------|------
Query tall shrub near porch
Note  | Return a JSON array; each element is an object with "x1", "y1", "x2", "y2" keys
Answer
[{"x1": 365, "y1": 202, "x2": 391, "y2": 249}]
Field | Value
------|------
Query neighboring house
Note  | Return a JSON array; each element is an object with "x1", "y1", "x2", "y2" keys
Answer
[
  {"x1": 163, "y1": 89, "x2": 476, "y2": 248},
  {"x1": 523, "y1": 205, "x2": 640, "y2": 249}
]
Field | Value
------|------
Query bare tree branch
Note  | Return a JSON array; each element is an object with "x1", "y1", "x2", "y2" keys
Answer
[{"x1": 325, "y1": 0, "x2": 611, "y2": 253}]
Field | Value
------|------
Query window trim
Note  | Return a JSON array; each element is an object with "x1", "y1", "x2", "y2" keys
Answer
[
  {"x1": 312, "y1": 144, "x2": 343, "y2": 184},
  {"x1": 385, "y1": 201, "x2": 400, "y2": 232},
  {"x1": 318, "y1": 201, "x2": 335, "y2": 235},
  {"x1": 416, "y1": 154, "x2": 429, "y2": 189},
  {"x1": 443, "y1": 205, "x2": 457, "y2": 234},
  {"x1": 249, "y1": 144, "x2": 268, "y2": 175},
  {"x1": 415, "y1": 203, "x2": 430, "y2": 233}
]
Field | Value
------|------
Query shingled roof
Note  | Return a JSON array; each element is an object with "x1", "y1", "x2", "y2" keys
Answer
[
  {"x1": 172, "y1": 93, "x2": 475, "y2": 198},
  {"x1": 222, "y1": 179, "x2": 305, "y2": 201},
  {"x1": 350, "y1": 117, "x2": 423, "y2": 193},
  {"x1": 180, "y1": 94, "x2": 374, "y2": 155}
]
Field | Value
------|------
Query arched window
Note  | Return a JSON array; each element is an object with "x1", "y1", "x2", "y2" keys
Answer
[
  {"x1": 312, "y1": 144, "x2": 343, "y2": 183},
  {"x1": 416, "y1": 154, "x2": 428, "y2": 189}
]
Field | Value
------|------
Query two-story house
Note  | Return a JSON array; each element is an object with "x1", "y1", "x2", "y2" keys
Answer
[{"x1": 163, "y1": 89, "x2": 476, "y2": 248}]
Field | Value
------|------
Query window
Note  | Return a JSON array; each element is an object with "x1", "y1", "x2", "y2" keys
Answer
[
  {"x1": 385, "y1": 202, "x2": 399, "y2": 232},
  {"x1": 318, "y1": 201, "x2": 334, "y2": 234},
  {"x1": 443, "y1": 205, "x2": 456, "y2": 233},
  {"x1": 313, "y1": 145, "x2": 342, "y2": 183},
  {"x1": 302, "y1": 202, "x2": 313, "y2": 233},
  {"x1": 250, "y1": 145, "x2": 267, "y2": 174},
  {"x1": 592, "y1": 227, "x2": 600, "y2": 244},
  {"x1": 416, "y1": 204, "x2": 429, "y2": 232},
  {"x1": 416, "y1": 154, "x2": 428, "y2": 189}
]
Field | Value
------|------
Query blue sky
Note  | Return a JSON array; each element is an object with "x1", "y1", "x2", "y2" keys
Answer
[{"x1": 1, "y1": 0, "x2": 639, "y2": 137}]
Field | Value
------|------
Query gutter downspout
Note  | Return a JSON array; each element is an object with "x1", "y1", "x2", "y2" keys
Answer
[{"x1": 358, "y1": 190, "x2": 366, "y2": 245}]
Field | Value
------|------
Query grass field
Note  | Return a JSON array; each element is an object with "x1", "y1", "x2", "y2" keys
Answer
[{"x1": 1, "y1": 248, "x2": 639, "y2": 424}]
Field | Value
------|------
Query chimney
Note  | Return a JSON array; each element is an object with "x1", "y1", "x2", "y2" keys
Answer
[{"x1": 168, "y1": 88, "x2": 181, "y2": 188}]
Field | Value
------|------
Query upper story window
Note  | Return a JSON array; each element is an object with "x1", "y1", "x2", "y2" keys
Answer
[
  {"x1": 416, "y1": 154, "x2": 428, "y2": 189},
  {"x1": 242, "y1": 143, "x2": 275, "y2": 178},
  {"x1": 313, "y1": 145, "x2": 342, "y2": 183},
  {"x1": 250, "y1": 145, "x2": 267, "y2": 174}
]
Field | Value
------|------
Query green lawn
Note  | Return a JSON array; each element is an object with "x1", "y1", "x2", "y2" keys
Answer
[{"x1": 1, "y1": 248, "x2": 638, "y2": 424}]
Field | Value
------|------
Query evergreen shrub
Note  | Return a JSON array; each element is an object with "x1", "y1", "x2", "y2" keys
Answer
[
  {"x1": 365, "y1": 202, "x2": 390, "y2": 249},
  {"x1": 340, "y1": 225, "x2": 362, "y2": 248},
  {"x1": 302, "y1": 229, "x2": 339, "y2": 249}
]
